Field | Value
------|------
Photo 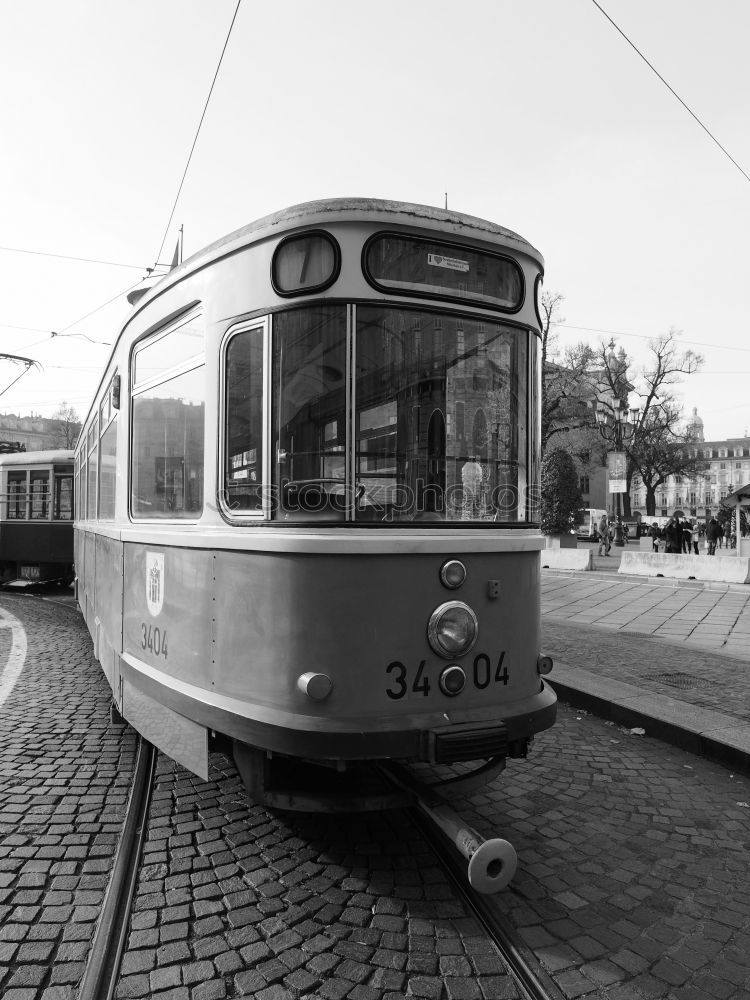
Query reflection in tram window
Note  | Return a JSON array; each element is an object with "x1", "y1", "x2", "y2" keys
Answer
[
  {"x1": 131, "y1": 367, "x2": 205, "y2": 518},
  {"x1": 99, "y1": 419, "x2": 117, "y2": 519},
  {"x1": 54, "y1": 474, "x2": 73, "y2": 520},
  {"x1": 225, "y1": 326, "x2": 264, "y2": 513},
  {"x1": 355, "y1": 307, "x2": 528, "y2": 522},
  {"x1": 87, "y1": 415, "x2": 98, "y2": 520},
  {"x1": 30, "y1": 472, "x2": 49, "y2": 519},
  {"x1": 98, "y1": 376, "x2": 118, "y2": 520},
  {"x1": 272, "y1": 307, "x2": 347, "y2": 520},
  {"x1": 7, "y1": 473, "x2": 27, "y2": 519}
]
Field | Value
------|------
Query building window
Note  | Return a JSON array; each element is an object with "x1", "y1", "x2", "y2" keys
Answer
[{"x1": 579, "y1": 475, "x2": 590, "y2": 494}]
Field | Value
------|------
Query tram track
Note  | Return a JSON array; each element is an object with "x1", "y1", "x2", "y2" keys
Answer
[
  {"x1": 78, "y1": 735, "x2": 156, "y2": 1000},
  {"x1": 409, "y1": 805, "x2": 564, "y2": 1000}
]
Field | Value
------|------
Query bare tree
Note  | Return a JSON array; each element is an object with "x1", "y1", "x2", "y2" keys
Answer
[
  {"x1": 591, "y1": 331, "x2": 704, "y2": 517},
  {"x1": 51, "y1": 401, "x2": 81, "y2": 449},
  {"x1": 540, "y1": 292, "x2": 595, "y2": 453}
]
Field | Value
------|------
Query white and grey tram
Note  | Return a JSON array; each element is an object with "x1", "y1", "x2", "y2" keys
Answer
[{"x1": 74, "y1": 198, "x2": 556, "y2": 809}]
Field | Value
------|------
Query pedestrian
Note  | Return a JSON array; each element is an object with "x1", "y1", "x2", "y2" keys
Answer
[
  {"x1": 597, "y1": 513, "x2": 611, "y2": 556},
  {"x1": 717, "y1": 521, "x2": 724, "y2": 549},
  {"x1": 681, "y1": 518, "x2": 692, "y2": 555},
  {"x1": 706, "y1": 517, "x2": 718, "y2": 556},
  {"x1": 623, "y1": 522, "x2": 630, "y2": 544},
  {"x1": 649, "y1": 521, "x2": 660, "y2": 552},
  {"x1": 664, "y1": 513, "x2": 682, "y2": 554}
]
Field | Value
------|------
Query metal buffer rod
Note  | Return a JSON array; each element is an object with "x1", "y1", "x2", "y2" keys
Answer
[
  {"x1": 381, "y1": 762, "x2": 517, "y2": 894},
  {"x1": 418, "y1": 797, "x2": 517, "y2": 894}
]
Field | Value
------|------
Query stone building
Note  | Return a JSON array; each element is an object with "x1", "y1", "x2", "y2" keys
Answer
[
  {"x1": 0, "y1": 412, "x2": 81, "y2": 452},
  {"x1": 629, "y1": 408, "x2": 750, "y2": 522}
]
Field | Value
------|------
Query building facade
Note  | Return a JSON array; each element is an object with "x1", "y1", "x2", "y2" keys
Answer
[
  {"x1": 629, "y1": 409, "x2": 750, "y2": 522},
  {"x1": 0, "y1": 413, "x2": 81, "y2": 452}
]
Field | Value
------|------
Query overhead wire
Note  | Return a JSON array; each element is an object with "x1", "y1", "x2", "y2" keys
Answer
[
  {"x1": 551, "y1": 322, "x2": 750, "y2": 354},
  {"x1": 151, "y1": 0, "x2": 242, "y2": 268},
  {"x1": 0, "y1": 245, "x2": 146, "y2": 270},
  {"x1": 591, "y1": 0, "x2": 750, "y2": 184},
  {"x1": 48, "y1": 279, "x2": 145, "y2": 346},
  {"x1": 3, "y1": 2, "x2": 243, "y2": 401}
]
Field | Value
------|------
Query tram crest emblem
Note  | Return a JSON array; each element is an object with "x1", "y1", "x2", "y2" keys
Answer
[{"x1": 146, "y1": 552, "x2": 164, "y2": 617}]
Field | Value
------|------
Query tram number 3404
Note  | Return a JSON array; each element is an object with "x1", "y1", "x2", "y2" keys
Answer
[
  {"x1": 140, "y1": 623, "x2": 169, "y2": 659},
  {"x1": 385, "y1": 651, "x2": 508, "y2": 700}
]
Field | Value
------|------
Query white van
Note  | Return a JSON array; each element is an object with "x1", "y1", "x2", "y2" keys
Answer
[{"x1": 573, "y1": 508, "x2": 607, "y2": 540}]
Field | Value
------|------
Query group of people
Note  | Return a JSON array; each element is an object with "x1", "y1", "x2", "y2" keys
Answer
[
  {"x1": 649, "y1": 515, "x2": 729, "y2": 555},
  {"x1": 594, "y1": 512, "x2": 739, "y2": 557}
]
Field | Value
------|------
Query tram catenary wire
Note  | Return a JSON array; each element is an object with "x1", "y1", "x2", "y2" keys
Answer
[{"x1": 77, "y1": 736, "x2": 156, "y2": 1000}]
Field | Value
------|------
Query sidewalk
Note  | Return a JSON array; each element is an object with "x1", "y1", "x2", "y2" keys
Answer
[{"x1": 542, "y1": 541, "x2": 750, "y2": 773}]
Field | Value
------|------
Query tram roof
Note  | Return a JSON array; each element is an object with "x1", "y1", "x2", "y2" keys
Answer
[
  {"x1": 0, "y1": 449, "x2": 74, "y2": 468},
  {"x1": 141, "y1": 198, "x2": 544, "y2": 305},
  {"x1": 199, "y1": 198, "x2": 542, "y2": 264}
]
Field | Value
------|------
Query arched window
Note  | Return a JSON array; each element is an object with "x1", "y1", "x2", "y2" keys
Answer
[{"x1": 472, "y1": 408, "x2": 487, "y2": 452}]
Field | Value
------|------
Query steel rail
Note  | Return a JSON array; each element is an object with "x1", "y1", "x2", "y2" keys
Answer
[
  {"x1": 409, "y1": 806, "x2": 564, "y2": 1000},
  {"x1": 78, "y1": 736, "x2": 156, "y2": 1000}
]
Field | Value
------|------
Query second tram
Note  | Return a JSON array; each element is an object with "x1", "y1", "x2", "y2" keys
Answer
[
  {"x1": 0, "y1": 450, "x2": 75, "y2": 585},
  {"x1": 74, "y1": 198, "x2": 556, "y2": 806}
]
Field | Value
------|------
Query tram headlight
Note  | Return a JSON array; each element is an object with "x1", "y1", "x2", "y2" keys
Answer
[
  {"x1": 427, "y1": 601, "x2": 478, "y2": 659},
  {"x1": 439, "y1": 559, "x2": 466, "y2": 590}
]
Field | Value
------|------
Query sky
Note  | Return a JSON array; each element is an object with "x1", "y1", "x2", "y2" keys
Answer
[{"x1": 1, "y1": 0, "x2": 749, "y2": 442}]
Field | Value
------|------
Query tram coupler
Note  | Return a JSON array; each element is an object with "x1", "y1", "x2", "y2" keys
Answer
[{"x1": 379, "y1": 762, "x2": 517, "y2": 894}]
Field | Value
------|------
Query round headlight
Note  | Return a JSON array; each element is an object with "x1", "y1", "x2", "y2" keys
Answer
[
  {"x1": 427, "y1": 601, "x2": 478, "y2": 659},
  {"x1": 440, "y1": 559, "x2": 466, "y2": 589}
]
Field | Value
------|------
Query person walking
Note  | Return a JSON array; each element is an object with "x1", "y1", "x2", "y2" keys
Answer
[
  {"x1": 597, "y1": 513, "x2": 611, "y2": 556},
  {"x1": 706, "y1": 517, "x2": 719, "y2": 556},
  {"x1": 717, "y1": 521, "x2": 724, "y2": 549}
]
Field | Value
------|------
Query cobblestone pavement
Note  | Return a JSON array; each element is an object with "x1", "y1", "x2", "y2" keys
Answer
[
  {"x1": 118, "y1": 753, "x2": 522, "y2": 1000},
  {"x1": 456, "y1": 701, "x2": 750, "y2": 1000},
  {"x1": 0, "y1": 594, "x2": 137, "y2": 1000},
  {"x1": 4, "y1": 587, "x2": 750, "y2": 1000}
]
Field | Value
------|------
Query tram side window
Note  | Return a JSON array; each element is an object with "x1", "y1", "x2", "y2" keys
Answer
[
  {"x1": 87, "y1": 415, "x2": 98, "y2": 519},
  {"x1": 225, "y1": 326, "x2": 264, "y2": 513},
  {"x1": 55, "y1": 474, "x2": 73, "y2": 520},
  {"x1": 99, "y1": 377, "x2": 118, "y2": 519},
  {"x1": 80, "y1": 457, "x2": 87, "y2": 520},
  {"x1": 30, "y1": 472, "x2": 49, "y2": 520},
  {"x1": 7, "y1": 472, "x2": 27, "y2": 519},
  {"x1": 131, "y1": 367, "x2": 205, "y2": 518}
]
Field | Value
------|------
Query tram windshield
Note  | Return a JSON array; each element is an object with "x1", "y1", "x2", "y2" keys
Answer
[
  {"x1": 355, "y1": 306, "x2": 529, "y2": 522},
  {"x1": 225, "y1": 305, "x2": 534, "y2": 523}
]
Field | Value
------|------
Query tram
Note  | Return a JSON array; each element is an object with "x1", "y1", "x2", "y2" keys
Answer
[
  {"x1": 74, "y1": 198, "x2": 556, "y2": 808},
  {"x1": 0, "y1": 450, "x2": 75, "y2": 585}
]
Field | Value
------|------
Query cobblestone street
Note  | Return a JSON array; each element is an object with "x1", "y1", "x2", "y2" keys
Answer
[
  {"x1": 0, "y1": 595, "x2": 137, "y2": 999},
  {"x1": 2, "y1": 589, "x2": 750, "y2": 999}
]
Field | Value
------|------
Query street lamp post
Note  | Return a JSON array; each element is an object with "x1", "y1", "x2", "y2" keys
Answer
[{"x1": 595, "y1": 400, "x2": 637, "y2": 547}]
